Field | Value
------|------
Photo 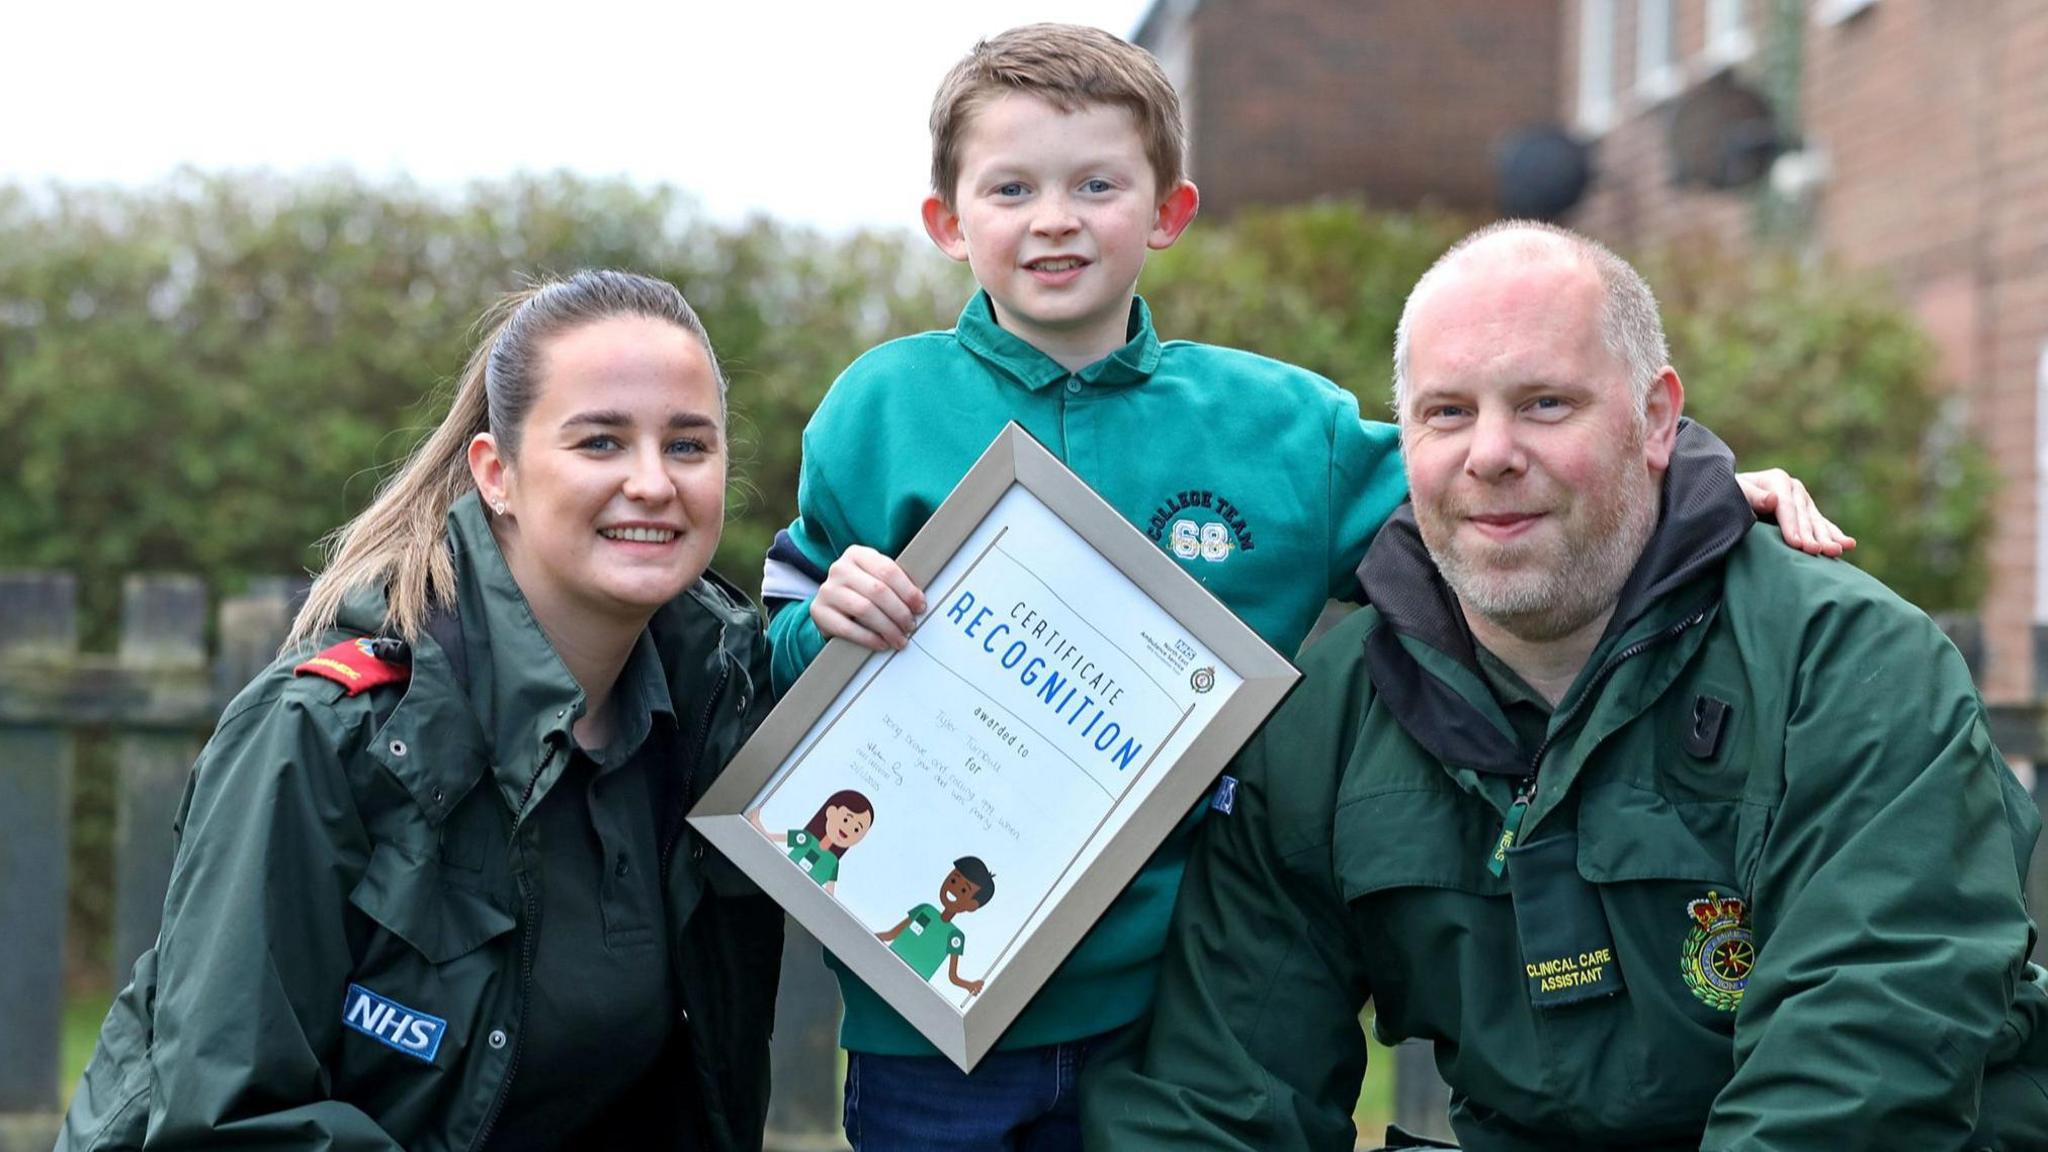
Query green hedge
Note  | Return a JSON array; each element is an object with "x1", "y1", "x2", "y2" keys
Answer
[
  {"x1": 0, "y1": 179, "x2": 1987, "y2": 641},
  {"x1": 5, "y1": 181, "x2": 1990, "y2": 991},
  {"x1": 1140, "y1": 202, "x2": 1992, "y2": 612},
  {"x1": 0, "y1": 171, "x2": 970, "y2": 646}
]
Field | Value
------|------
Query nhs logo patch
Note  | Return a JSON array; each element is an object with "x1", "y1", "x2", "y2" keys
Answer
[
  {"x1": 1210, "y1": 775, "x2": 1239, "y2": 815},
  {"x1": 342, "y1": 983, "x2": 446, "y2": 1063}
]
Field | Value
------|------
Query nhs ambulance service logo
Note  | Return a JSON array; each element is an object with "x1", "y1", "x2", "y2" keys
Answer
[
  {"x1": 1680, "y1": 891, "x2": 1754, "y2": 1013},
  {"x1": 343, "y1": 983, "x2": 448, "y2": 1062}
]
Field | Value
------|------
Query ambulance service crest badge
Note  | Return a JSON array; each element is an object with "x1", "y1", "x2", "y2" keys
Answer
[{"x1": 1680, "y1": 890, "x2": 1754, "y2": 1012}]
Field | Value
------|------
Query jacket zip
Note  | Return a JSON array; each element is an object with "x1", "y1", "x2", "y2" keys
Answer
[
  {"x1": 662, "y1": 658, "x2": 732, "y2": 886},
  {"x1": 469, "y1": 844, "x2": 541, "y2": 1151},
  {"x1": 513, "y1": 742, "x2": 559, "y2": 825},
  {"x1": 645, "y1": 658, "x2": 734, "y2": 1147},
  {"x1": 471, "y1": 657, "x2": 733, "y2": 1150},
  {"x1": 1485, "y1": 607, "x2": 1710, "y2": 876},
  {"x1": 469, "y1": 742, "x2": 557, "y2": 1151}
]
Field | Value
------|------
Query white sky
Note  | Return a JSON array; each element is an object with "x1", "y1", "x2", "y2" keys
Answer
[{"x1": 1, "y1": 0, "x2": 1157, "y2": 234}]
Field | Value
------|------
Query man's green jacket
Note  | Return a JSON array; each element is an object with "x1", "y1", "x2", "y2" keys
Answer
[
  {"x1": 1088, "y1": 436, "x2": 2048, "y2": 1150},
  {"x1": 60, "y1": 495, "x2": 783, "y2": 1151}
]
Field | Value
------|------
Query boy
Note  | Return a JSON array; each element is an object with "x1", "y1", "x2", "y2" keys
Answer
[{"x1": 764, "y1": 23, "x2": 1845, "y2": 1151}]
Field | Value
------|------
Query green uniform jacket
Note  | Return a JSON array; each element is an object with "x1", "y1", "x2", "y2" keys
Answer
[
  {"x1": 60, "y1": 495, "x2": 783, "y2": 1152},
  {"x1": 763, "y1": 291, "x2": 1406, "y2": 1054},
  {"x1": 1087, "y1": 435, "x2": 2048, "y2": 1150}
]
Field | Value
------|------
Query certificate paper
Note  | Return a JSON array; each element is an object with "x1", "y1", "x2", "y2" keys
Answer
[{"x1": 691, "y1": 425, "x2": 1296, "y2": 1069}]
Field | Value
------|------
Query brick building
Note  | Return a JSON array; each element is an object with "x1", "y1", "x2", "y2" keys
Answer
[
  {"x1": 1132, "y1": 0, "x2": 1563, "y2": 217},
  {"x1": 1563, "y1": 0, "x2": 2048, "y2": 700}
]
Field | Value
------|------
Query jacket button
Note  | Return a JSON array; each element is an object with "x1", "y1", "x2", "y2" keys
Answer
[
  {"x1": 388, "y1": 739, "x2": 408, "y2": 757},
  {"x1": 488, "y1": 1029, "x2": 507, "y2": 1049},
  {"x1": 615, "y1": 854, "x2": 630, "y2": 878},
  {"x1": 431, "y1": 786, "x2": 444, "y2": 804},
  {"x1": 737, "y1": 693, "x2": 749, "y2": 713}
]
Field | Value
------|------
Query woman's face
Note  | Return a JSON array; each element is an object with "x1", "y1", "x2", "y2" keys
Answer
[
  {"x1": 825, "y1": 804, "x2": 873, "y2": 849},
  {"x1": 477, "y1": 314, "x2": 726, "y2": 635}
]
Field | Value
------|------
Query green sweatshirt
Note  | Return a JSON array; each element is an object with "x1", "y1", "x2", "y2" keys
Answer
[{"x1": 766, "y1": 291, "x2": 1407, "y2": 1054}]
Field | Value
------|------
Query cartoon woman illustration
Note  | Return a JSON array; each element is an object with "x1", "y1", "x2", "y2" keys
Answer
[{"x1": 751, "y1": 789, "x2": 874, "y2": 895}]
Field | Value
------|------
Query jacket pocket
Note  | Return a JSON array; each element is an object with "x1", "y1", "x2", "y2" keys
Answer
[
  {"x1": 348, "y1": 841, "x2": 517, "y2": 963},
  {"x1": 1574, "y1": 780, "x2": 1743, "y2": 887},
  {"x1": 1331, "y1": 787, "x2": 1515, "y2": 1055},
  {"x1": 1334, "y1": 787, "x2": 1512, "y2": 902},
  {"x1": 1565, "y1": 780, "x2": 1751, "y2": 1119}
]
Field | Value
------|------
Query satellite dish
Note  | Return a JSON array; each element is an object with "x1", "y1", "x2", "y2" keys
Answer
[
  {"x1": 1668, "y1": 71, "x2": 1785, "y2": 189},
  {"x1": 1496, "y1": 125, "x2": 1592, "y2": 220}
]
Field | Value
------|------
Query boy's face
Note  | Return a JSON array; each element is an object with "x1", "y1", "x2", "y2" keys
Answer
[
  {"x1": 923, "y1": 92, "x2": 1198, "y2": 366},
  {"x1": 938, "y1": 867, "x2": 986, "y2": 914}
]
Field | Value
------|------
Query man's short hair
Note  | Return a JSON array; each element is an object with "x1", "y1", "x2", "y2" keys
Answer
[
  {"x1": 1391, "y1": 220, "x2": 1670, "y2": 420},
  {"x1": 928, "y1": 22, "x2": 1186, "y2": 207},
  {"x1": 953, "y1": 855, "x2": 996, "y2": 905}
]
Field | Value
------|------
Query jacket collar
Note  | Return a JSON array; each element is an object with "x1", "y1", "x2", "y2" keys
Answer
[
  {"x1": 953, "y1": 290, "x2": 1162, "y2": 391},
  {"x1": 1358, "y1": 418, "x2": 1755, "y2": 776},
  {"x1": 337, "y1": 493, "x2": 691, "y2": 825},
  {"x1": 441, "y1": 493, "x2": 674, "y2": 813}
]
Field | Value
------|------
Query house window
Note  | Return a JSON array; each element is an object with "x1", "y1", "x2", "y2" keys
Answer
[
  {"x1": 1578, "y1": 0, "x2": 1618, "y2": 132},
  {"x1": 1637, "y1": 0, "x2": 1680, "y2": 100},
  {"x1": 1705, "y1": 0, "x2": 1755, "y2": 64}
]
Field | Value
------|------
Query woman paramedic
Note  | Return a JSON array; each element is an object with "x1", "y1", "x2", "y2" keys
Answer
[{"x1": 59, "y1": 270, "x2": 781, "y2": 1151}]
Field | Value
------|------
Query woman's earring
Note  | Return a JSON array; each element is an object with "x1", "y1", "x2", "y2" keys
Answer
[{"x1": 492, "y1": 500, "x2": 506, "y2": 516}]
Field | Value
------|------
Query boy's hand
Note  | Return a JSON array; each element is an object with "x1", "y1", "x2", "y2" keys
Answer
[
  {"x1": 812, "y1": 546, "x2": 928, "y2": 651},
  {"x1": 1736, "y1": 468, "x2": 1857, "y2": 557}
]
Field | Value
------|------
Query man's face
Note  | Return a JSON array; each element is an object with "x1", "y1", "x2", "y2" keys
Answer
[
  {"x1": 938, "y1": 867, "x2": 985, "y2": 914},
  {"x1": 1398, "y1": 248, "x2": 1673, "y2": 642}
]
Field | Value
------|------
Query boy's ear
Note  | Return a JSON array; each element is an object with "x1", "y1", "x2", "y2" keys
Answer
[
  {"x1": 1148, "y1": 180, "x2": 1200, "y2": 251},
  {"x1": 922, "y1": 195, "x2": 971, "y2": 263}
]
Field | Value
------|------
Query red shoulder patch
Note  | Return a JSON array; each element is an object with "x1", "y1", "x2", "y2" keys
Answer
[{"x1": 294, "y1": 637, "x2": 409, "y2": 696}]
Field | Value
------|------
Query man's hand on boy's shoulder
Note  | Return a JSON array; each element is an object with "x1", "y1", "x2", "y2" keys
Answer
[
  {"x1": 812, "y1": 546, "x2": 929, "y2": 652},
  {"x1": 1735, "y1": 468, "x2": 1857, "y2": 557}
]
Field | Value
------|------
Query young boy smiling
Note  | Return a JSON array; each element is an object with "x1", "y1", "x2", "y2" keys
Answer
[{"x1": 762, "y1": 23, "x2": 1848, "y2": 1152}]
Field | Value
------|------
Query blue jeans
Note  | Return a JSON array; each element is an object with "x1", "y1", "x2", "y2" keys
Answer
[{"x1": 842, "y1": 1030, "x2": 1123, "y2": 1152}]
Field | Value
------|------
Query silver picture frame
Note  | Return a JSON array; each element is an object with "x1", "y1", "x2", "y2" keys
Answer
[{"x1": 689, "y1": 423, "x2": 1299, "y2": 1070}]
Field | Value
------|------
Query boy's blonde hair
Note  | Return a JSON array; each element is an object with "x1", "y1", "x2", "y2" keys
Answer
[{"x1": 929, "y1": 23, "x2": 1186, "y2": 207}]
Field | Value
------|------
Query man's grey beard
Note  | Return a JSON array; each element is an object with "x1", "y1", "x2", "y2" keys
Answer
[{"x1": 1430, "y1": 467, "x2": 1660, "y2": 644}]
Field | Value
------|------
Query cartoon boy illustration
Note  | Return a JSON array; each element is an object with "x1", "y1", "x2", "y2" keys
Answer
[
  {"x1": 878, "y1": 856, "x2": 996, "y2": 997},
  {"x1": 749, "y1": 788, "x2": 874, "y2": 896}
]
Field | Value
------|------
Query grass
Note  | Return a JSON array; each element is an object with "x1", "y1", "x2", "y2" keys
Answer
[
  {"x1": 1353, "y1": 1021, "x2": 1397, "y2": 1146},
  {"x1": 62, "y1": 992, "x2": 1406, "y2": 1141},
  {"x1": 63, "y1": 991, "x2": 111, "y2": 1106}
]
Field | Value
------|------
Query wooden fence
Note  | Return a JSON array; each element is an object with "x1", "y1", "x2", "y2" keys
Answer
[
  {"x1": 0, "y1": 573, "x2": 2041, "y2": 1151},
  {"x1": 0, "y1": 571, "x2": 854, "y2": 1152}
]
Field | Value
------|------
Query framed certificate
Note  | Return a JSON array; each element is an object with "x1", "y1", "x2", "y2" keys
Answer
[{"x1": 689, "y1": 423, "x2": 1298, "y2": 1070}]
